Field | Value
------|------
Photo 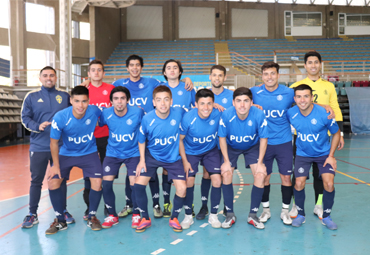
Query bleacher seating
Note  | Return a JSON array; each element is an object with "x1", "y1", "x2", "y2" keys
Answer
[{"x1": 0, "y1": 88, "x2": 22, "y2": 123}]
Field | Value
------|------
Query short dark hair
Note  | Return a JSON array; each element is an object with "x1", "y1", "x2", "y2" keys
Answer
[
  {"x1": 40, "y1": 66, "x2": 56, "y2": 75},
  {"x1": 71, "y1": 86, "x2": 89, "y2": 97},
  {"x1": 88, "y1": 59, "x2": 104, "y2": 72},
  {"x1": 233, "y1": 87, "x2": 252, "y2": 100},
  {"x1": 110, "y1": 86, "x2": 131, "y2": 102},
  {"x1": 210, "y1": 65, "x2": 226, "y2": 75},
  {"x1": 195, "y1": 89, "x2": 214, "y2": 103},
  {"x1": 162, "y1": 59, "x2": 183, "y2": 81},
  {"x1": 304, "y1": 51, "x2": 321, "y2": 64},
  {"x1": 294, "y1": 84, "x2": 313, "y2": 95},
  {"x1": 153, "y1": 85, "x2": 172, "y2": 99},
  {"x1": 261, "y1": 61, "x2": 279, "y2": 73},
  {"x1": 126, "y1": 55, "x2": 144, "y2": 67}
]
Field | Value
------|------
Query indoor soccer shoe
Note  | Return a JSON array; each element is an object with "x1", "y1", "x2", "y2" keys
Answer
[
  {"x1": 45, "y1": 219, "x2": 67, "y2": 235},
  {"x1": 131, "y1": 214, "x2": 141, "y2": 229},
  {"x1": 22, "y1": 213, "x2": 39, "y2": 229},
  {"x1": 221, "y1": 213, "x2": 236, "y2": 229},
  {"x1": 136, "y1": 218, "x2": 151, "y2": 233},
  {"x1": 322, "y1": 216, "x2": 338, "y2": 230},
  {"x1": 87, "y1": 216, "x2": 102, "y2": 231},
  {"x1": 259, "y1": 208, "x2": 271, "y2": 223},
  {"x1": 280, "y1": 210, "x2": 293, "y2": 225},
  {"x1": 208, "y1": 213, "x2": 222, "y2": 228},
  {"x1": 180, "y1": 214, "x2": 194, "y2": 230},
  {"x1": 196, "y1": 205, "x2": 209, "y2": 220},
  {"x1": 313, "y1": 204, "x2": 323, "y2": 220},
  {"x1": 289, "y1": 204, "x2": 298, "y2": 218},
  {"x1": 118, "y1": 205, "x2": 133, "y2": 218},
  {"x1": 64, "y1": 210, "x2": 75, "y2": 224},
  {"x1": 153, "y1": 204, "x2": 163, "y2": 218},
  {"x1": 292, "y1": 215, "x2": 306, "y2": 227},
  {"x1": 83, "y1": 209, "x2": 89, "y2": 221},
  {"x1": 163, "y1": 203, "x2": 172, "y2": 218},
  {"x1": 169, "y1": 217, "x2": 183, "y2": 232},
  {"x1": 248, "y1": 216, "x2": 265, "y2": 229},
  {"x1": 102, "y1": 215, "x2": 119, "y2": 229}
]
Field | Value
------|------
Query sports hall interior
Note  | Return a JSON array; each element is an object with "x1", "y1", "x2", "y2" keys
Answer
[{"x1": 0, "y1": 0, "x2": 369, "y2": 254}]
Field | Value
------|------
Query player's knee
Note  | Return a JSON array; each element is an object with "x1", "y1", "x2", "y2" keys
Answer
[
  {"x1": 48, "y1": 180, "x2": 61, "y2": 190},
  {"x1": 281, "y1": 175, "x2": 292, "y2": 186},
  {"x1": 295, "y1": 180, "x2": 305, "y2": 190},
  {"x1": 254, "y1": 172, "x2": 266, "y2": 182},
  {"x1": 203, "y1": 170, "x2": 210, "y2": 179},
  {"x1": 324, "y1": 181, "x2": 334, "y2": 192},
  {"x1": 222, "y1": 171, "x2": 233, "y2": 183},
  {"x1": 176, "y1": 184, "x2": 187, "y2": 198},
  {"x1": 211, "y1": 178, "x2": 221, "y2": 188}
]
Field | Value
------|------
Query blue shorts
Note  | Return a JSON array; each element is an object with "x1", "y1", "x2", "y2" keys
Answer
[
  {"x1": 143, "y1": 150, "x2": 186, "y2": 181},
  {"x1": 187, "y1": 147, "x2": 221, "y2": 177},
  {"x1": 294, "y1": 155, "x2": 335, "y2": 178},
  {"x1": 102, "y1": 156, "x2": 140, "y2": 178},
  {"x1": 224, "y1": 143, "x2": 259, "y2": 169},
  {"x1": 264, "y1": 141, "x2": 293, "y2": 176},
  {"x1": 56, "y1": 152, "x2": 102, "y2": 180}
]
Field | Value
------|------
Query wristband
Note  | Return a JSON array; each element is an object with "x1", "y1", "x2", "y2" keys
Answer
[{"x1": 340, "y1": 132, "x2": 344, "y2": 137}]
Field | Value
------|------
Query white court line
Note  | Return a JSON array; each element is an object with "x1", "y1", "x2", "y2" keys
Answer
[
  {"x1": 151, "y1": 248, "x2": 165, "y2": 255},
  {"x1": 237, "y1": 191, "x2": 241, "y2": 194},
  {"x1": 239, "y1": 188, "x2": 243, "y2": 190},
  {"x1": 233, "y1": 200, "x2": 236, "y2": 203},
  {"x1": 187, "y1": 230, "x2": 197, "y2": 236},
  {"x1": 171, "y1": 239, "x2": 183, "y2": 245},
  {"x1": 200, "y1": 223, "x2": 209, "y2": 228},
  {"x1": 234, "y1": 195, "x2": 239, "y2": 198}
]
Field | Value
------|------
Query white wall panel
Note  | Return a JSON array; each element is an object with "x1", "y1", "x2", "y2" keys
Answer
[
  {"x1": 179, "y1": 6, "x2": 215, "y2": 39},
  {"x1": 232, "y1": 9, "x2": 268, "y2": 38},
  {"x1": 127, "y1": 6, "x2": 163, "y2": 40}
]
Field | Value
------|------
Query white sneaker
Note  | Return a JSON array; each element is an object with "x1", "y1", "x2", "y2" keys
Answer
[
  {"x1": 221, "y1": 213, "x2": 236, "y2": 229},
  {"x1": 259, "y1": 208, "x2": 271, "y2": 223},
  {"x1": 289, "y1": 204, "x2": 298, "y2": 218},
  {"x1": 180, "y1": 214, "x2": 194, "y2": 229},
  {"x1": 208, "y1": 213, "x2": 221, "y2": 228},
  {"x1": 247, "y1": 216, "x2": 265, "y2": 229},
  {"x1": 280, "y1": 209, "x2": 292, "y2": 225},
  {"x1": 313, "y1": 205, "x2": 323, "y2": 219}
]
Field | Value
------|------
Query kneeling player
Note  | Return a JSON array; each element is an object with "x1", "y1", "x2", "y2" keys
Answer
[
  {"x1": 46, "y1": 86, "x2": 103, "y2": 234},
  {"x1": 135, "y1": 86, "x2": 187, "y2": 233},
  {"x1": 179, "y1": 89, "x2": 222, "y2": 229},
  {"x1": 219, "y1": 87, "x2": 268, "y2": 229},
  {"x1": 287, "y1": 85, "x2": 340, "y2": 230},
  {"x1": 99, "y1": 86, "x2": 144, "y2": 229}
]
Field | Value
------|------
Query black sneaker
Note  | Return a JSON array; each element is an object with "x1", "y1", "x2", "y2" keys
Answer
[
  {"x1": 104, "y1": 205, "x2": 109, "y2": 217},
  {"x1": 45, "y1": 219, "x2": 68, "y2": 235},
  {"x1": 196, "y1": 205, "x2": 209, "y2": 220}
]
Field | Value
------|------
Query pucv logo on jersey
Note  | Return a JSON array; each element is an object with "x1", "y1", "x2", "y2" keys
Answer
[
  {"x1": 297, "y1": 132, "x2": 319, "y2": 142},
  {"x1": 264, "y1": 110, "x2": 284, "y2": 118},
  {"x1": 193, "y1": 132, "x2": 217, "y2": 144},
  {"x1": 68, "y1": 132, "x2": 94, "y2": 144},
  {"x1": 230, "y1": 134, "x2": 256, "y2": 143},
  {"x1": 155, "y1": 133, "x2": 178, "y2": 146},
  {"x1": 112, "y1": 132, "x2": 135, "y2": 142},
  {"x1": 128, "y1": 98, "x2": 147, "y2": 106}
]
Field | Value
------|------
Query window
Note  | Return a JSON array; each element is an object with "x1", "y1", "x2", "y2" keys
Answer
[
  {"x1": 292, "y1": 13, "x2": 321, "y2": 27},
  {"x1": 27, "y1": 48, "x2": 55, "y2": 86},
  {"x1": 26, "y1": 3, "x2": 55, "y2": 34},
  {"x1": 79, "y1": 22, "x2": 90, "y2": 40},
  {"x1": 0, "y1": 0, "x2": 9, "y2": 29}
]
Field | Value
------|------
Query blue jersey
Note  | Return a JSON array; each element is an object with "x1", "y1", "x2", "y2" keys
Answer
[
  {"x1": 213, "y1": 88, "x2": 234, "y2": 109},
  {"x1": 251, "y1": 85, "x2": 294, "y2": 145},
  {"x1": 113, "y1": 77, "x2": 160, "y2": 113},
  {"x1": 287, "y1": 105, "x2": 339, "y2": 158},
  {"x1": 50, "y1": 105, "x2": 101, "y2": 156},
  {"x1": 162, "y1": 81, "x2": 196, "y2": 112},
  {"x1": 99, "y1": 106, "x2": 144, "y2": 159},
  {"x1": 139, "y1": 107, "x2": 185, "y2": 163},
  {"x1": 218, "y1": 106, "x2": 268, "y2": 150},
  {"x1": 180, "y1": 108, "x2": 222, "y2": 155}
]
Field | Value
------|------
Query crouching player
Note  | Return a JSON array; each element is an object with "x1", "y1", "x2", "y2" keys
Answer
[
  {"x1": 135, "y1": 85, "x2": 187, "y2": 233},
  {"x1": 218, "y1": 87, "x2": 268, "y2": 229},
  {"x1": 99, "y1": 86, "x2": 144, "y2": 229},
  {"x1": 179, "y1": 89, "x2": 223, "y2": 229},
  {"x1": 287, "y1": 85, "x2": 340, "y2": 230},
  {"x1": 46, "y1": 86, "x2": 103, "y2": 234}
]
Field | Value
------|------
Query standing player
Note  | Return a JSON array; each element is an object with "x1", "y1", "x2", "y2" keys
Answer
[
  {"x1": 134, "y1": 86, "x2": 187, "y2": 233},
  {"x1": 250, "y1": 62, "x2": 295, "y2": 225},
  {"x1": 99, "y1": 86, "x2": 144, "y2": 229},
  {"x1": 83, "y1": 59, "x2": 115, "y2": 219},
  {"x1": 218, "y1": 87, "x2": 268, "y2": 229},
  {"x1": 46, "y1": 86, "x2": 103, "y2": 234},
  {"x1": 287, "y1": 85, "x2": 340, "y2": 230},
  {"x1": 179, "y1": 89, "x2": 223, "y2": 229},
  {"x1": 196, "y1": 65, "x2": 234, "y2": 220},
  {"x1": 290, "y1": 51, "x2": 344, "y2": 219},
  {"x1": 21, "y1": 66, "x2": 71, "y2": 228},
  {"x1": 161, "y1": 59, "x2": 196, "y2": 217}
]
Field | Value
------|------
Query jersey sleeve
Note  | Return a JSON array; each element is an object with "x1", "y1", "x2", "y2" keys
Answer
[
  {"x1": 21, "y1": 94, "x2": 40, "y2": 133},
  {"x1": 138, "y1": 118, "x2": 148, "y2": 144},
  {"x1": 257, "y1": 111, "x2": 268, "y2": 138},
  {"x1": 190, "y1": 89, "x2": 196, "y2": 107},
  {"x1": 98, "y1": 110, "x2": 107, "y2": 127},
  {"x1": 328, "y1": 84, "x2": 343, "y2": 122},
  {"x1": 179, "y1": 114, "x2": 190, "y2": 135},
  {"x1": 218, "y1": 113, "x2": 227, "y2": 138},
  {"x1": 50, "y1": 112, "x2": 64, "y2": 140},
  {"x1": 153, "y1": 79, "x2": 161, "y2": 88},
  {"x1": 326, "y1": 115, "x2": 339, "y2": 135}
]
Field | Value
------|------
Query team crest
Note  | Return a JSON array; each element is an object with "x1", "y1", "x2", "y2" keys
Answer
[
  {"x1": 103, "y1": 90, "x2": 108, "y2": 95},
  {"x1": 298, "y1": 167, "x2": 304, "y2": 174},
  {"x1": 170, "y1": 119, "x2": 176, "y2": 126},
  {"x1": 138, "y1": 83, "x2": 144, "y2": 89},
  {"x1": 104, "y1": 166, "x2": 110, "y2": 172},
  {"x1": 277, "y1": 95, "x2": 283, "y2": 101},
  {"x1": 209, "y1": 120, "x2": 215, "y2": 126},
  {"x1": 177, "y1": 91, "x2": 183, "y2": 96},
  {"x1": 85, "y1": 119, "x2": 91, "y2": 125},
  {"x1": 222, "y1": 98, "x2": 228, "y2": 104},
  {"x1": 126, "y1": 119, "x2": 133, "y2": 125},
  {"x1": 248, "y1": 120, "x2": 253, "y2": 126},
  {"x1": 324, "y1": 90, "x2": 328, "y2": 95},
  {"x1": 311, "y1": 118, "x2": 317, "y2": 125},
  {"x1": 56, "y1": 95, "x2": 62, "y2": 104}
]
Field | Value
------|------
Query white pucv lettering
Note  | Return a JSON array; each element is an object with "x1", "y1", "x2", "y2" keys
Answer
[
  {"x1": 154, "y1": 133, "x2": 178, "y2": 146},
  {"x1": 193, "y1": 132, "x2": 217, "y2": 144},
  {"x1": 129, "y1": 97, "x2": 148, "y2": 106},
  {"x1": 264, "y1": 109, "x2": 284, "y2": 118},
  {"x1": 112, "y1": 132, "x2": 135, "y2": 142},
  {"x1": 230, "y1": 134, "x2": 256, "y2": 143},
  {"x1": 298, "y1": 132, "x2": 319, "y2": 142},
  {"x1": 68, "y1": 132, "x2": 94, "y2": 144}
]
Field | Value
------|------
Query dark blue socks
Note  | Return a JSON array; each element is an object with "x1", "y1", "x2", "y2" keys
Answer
[
  {"x1": 323, "y1": 189, "x2": 335, "y2": 218},
  {"x1": 210, "y1": 186, "x2": 221, "y2": 214},
  {"x1": 102, "y1": 180, "x2": 117, "y2": 216},
  {"x1": 201, "y1": 178, "x2": 211, "y2": 206},
  {"x1": 171, "y1": 194, "x2": 185, "y2": 220},
  {"x1": 222, "y1": 183, "x2": 234, "y2": 213},
  {"x1": 184, "y1": 187, "x2": 194, "y2": 215},
  {"x1": 88, "y1": 189, "x2": 102, "y2": 219},
  {"x1": 135, "y1": 183, "x2": 149, "y2": 219},
  {"x1": 294, "y1": 187, "x2": 306, "y2": 216},
  {"x1": 250, "y1": 185, "x2": 264, "y2": 214}
]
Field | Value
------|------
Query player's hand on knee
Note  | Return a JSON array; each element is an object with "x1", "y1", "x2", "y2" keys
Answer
[
  {"x1": 136, "y1": 161, "x2": 146, "y2": 177},
  {"x1": 221, "y1": 161, "x2": 232, "y2": 175},
  {"x1": 47, "y1": 166, "x2": 61, "y2": 180},
  {"x1": 183, "y1": 161, "x2": 193, "y2": 179},
  {"x1": 324, "y1": 156, "x2": 337, "y2": 171},
  {"x1": 255, "y1": 162, "x2": 267, "y2": 177}
]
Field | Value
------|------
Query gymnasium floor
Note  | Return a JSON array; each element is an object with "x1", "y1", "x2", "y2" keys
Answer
[{"x1": 0, "y1": 135, "x2": 369, "y2": 255}]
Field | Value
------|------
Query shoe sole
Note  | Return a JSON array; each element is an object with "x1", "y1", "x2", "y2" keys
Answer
[
  {"x1": 171, "y1": 227, "x2": 183, "y2": 232},
  {"x1": 154, "y1": 214, "x2": 163, "y2": 218},
  {"x1": 131, "y1": 225, "x2": 139, "y2": 229},
  {"x1": 136, "y1": 225, "x2": 151, "y2": 233},
  {"x1": 163, "y1": 214, "x2": 171, "y2": 218},
  {"x1": 314, "y1": 212, "x2": 323, "y2": 220},
  {"x1": 248, "y1": 220, "x2": 264, "y2": 229},
  {"x1": 22, "y1": 219, "x2": 39, "y2": 229},
  {"x1": 45, "y1": 227, "x2": 67, "y2": 235},
  {"x1": 181, "y1": 220, "x2": 194, "y2": 230},
  {"x1": 281, "y1": 218, "x2": 292, "y2": 225},
  {"x1": 102, "y1": 222, "x2": 118, "y2": 229},
  {"x1": 292, "y1": 220, "x2": 306, "y2": 227},
  {"x1": 208, "y1": 221, "x2": 221, "y2": 228},
  {"x1": 66, "y1": 220, "x2": 75, "y2": 224},
  {"x1": 259, "y1": 216, "x2": 271, "y2": 223}
]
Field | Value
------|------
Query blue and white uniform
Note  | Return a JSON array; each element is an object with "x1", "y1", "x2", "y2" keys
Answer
[
  {"x1": 113, "y1": 77, "x2": 160, "y2": 113},
  {"x1": 213, "y1": 88, "x2": 233, "y2": 109},
  {"x1": 162, "y1": 81, "x2": 196, "y2": 112}
]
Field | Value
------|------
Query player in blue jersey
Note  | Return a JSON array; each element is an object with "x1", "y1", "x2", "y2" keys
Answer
[
  {"x1": 195, "y1": 65, "x2": 234, "y2": 220},
  {"x1": 218, "y1": 87, "x2": 268, "y2": 229},
  {"x1": 250, "y1": 61, "x2": 295, "y2": 225},
  {"x1": 98, "y1": 86, "x2": 144, "y2": 229},
  {"x1": 287, "y1": 85, "x2": 340, "y2": 230},
  {"x1": 112, "y1": 55, "x2": 194, "y2": 219},
  {"x1": 45, "y1": 86, "x2": 103, "y2": 234},
  {"x1": 134, "y1": 86, "x2": 187, "y2": 233},
  {"x1": 179, "y1": 89, "x2": 223, "y2": 229}
]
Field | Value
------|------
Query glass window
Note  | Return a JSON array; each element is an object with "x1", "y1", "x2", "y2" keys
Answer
[
  {"x1": 0, "y1": 0, "x2": 9, "y2": 29},
  {"x1": 79, "y1": 22, "x2": 90, "y2": 40},
  {"x1": 27, "y1": 48, "x2": 55, "y2": 86},
  {"x1": 293, "y1": 12, "x2": 321, "y2": 27},
  {"x1": 26, "y1": 3, "x2": 55, "y2": 34}
]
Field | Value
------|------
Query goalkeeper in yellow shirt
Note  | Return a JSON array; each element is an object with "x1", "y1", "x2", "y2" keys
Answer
[{"x1": 289, "y1": 51, "x2": 344, "y2": 219}]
